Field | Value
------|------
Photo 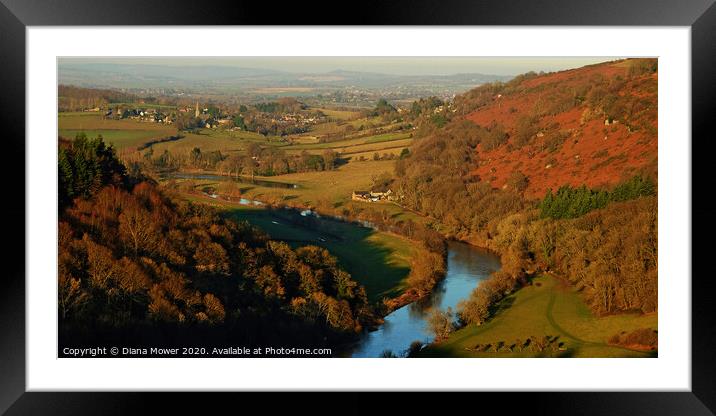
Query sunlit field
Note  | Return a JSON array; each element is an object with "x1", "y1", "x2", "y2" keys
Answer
[{"x1": 419, "y1": 274, "x2": 657, "y2": 358}]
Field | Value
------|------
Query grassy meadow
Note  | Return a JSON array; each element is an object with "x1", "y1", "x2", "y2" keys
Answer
[
  {"x1": 419, "y1": 274, "x2": 658, "y2": 358},
  {"x1": 307, "y1": 115, "x2": 385, "y2": 136},
  {"x1": 149, "y1": 129, "x2": 287, "y2": 154},
  {"x1": 314, "y1": 107, "x2": 362, "y2": 121},
  {"x1": 284, "y1": 132, "x2": 412, "y2": 152},
  {"x1": 58, "y1": 112, "x2": 177, "y2": 150}
]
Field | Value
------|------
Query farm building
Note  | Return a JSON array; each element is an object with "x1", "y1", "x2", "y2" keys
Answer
[
  {"x1": 352, "y1": 190, "x2": 371, "y2": 201},
  {"x1": 352, "y1": 189, "x2": 394, "y2": 202}
]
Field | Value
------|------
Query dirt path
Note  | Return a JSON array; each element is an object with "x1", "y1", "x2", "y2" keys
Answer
[
  {"x1": 544, "y1": 279, "x2": 652, "y2": 355},
  {"x1": 545, "y1": 290, "x2": 592, "y2": 345}
]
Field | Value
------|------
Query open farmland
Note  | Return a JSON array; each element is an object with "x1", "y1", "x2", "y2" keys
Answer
[
  {"x1": 313, "y1": 107, "x2": 363, "y2": 121},
  {"x1": 283, "y1": 133, "x2": 413, "y2": 155},
  {"x1": 148, "y1": 129, "x2": 287, "y2": 154},
  {"x1": 58, "y1": 112, "x2": 177, "y2": 150},
  {"x1": 307, "y1": 115, "x2": 386, "y2": 136}
]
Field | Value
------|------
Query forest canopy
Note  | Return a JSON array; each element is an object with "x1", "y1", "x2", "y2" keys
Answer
[{"x1": 58, "y1": 135, "x2": 373, "y2": 348}]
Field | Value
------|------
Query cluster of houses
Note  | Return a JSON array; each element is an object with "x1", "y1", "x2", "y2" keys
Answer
[
  {"x1": 94, "y1": 100, "x2": 326, "y2": 132},
  {"x1": 176, "y1": 102, "x2": 235, "y2": 129},
  {"x1": 201, "y1": 117, "x2": 235, "y2": 129},
  {"x1": 277, "y1": 113, "x2": 320, "y2": 125},
  {"x1": 351, "y1": 189, "x2": 396, "y2": 203},
  {"x1": 104, "y1": 107, "x2": 174, "y2": 124},
  {"x1": 101, "y1": 102, "x2": 235, "y2": 129}
]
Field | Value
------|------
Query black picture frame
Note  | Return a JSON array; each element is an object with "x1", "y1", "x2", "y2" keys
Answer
[{"x1": 1, "y1": 0, "x2": 714, "y2": 413}]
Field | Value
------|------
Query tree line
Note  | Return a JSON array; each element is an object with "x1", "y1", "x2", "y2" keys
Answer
[
  {"x1": 59, "y1": 85, "x2": 140, "y2": 112},
  {"x1": 131, "y1": 142, "x2": 341, "y2": 177}
]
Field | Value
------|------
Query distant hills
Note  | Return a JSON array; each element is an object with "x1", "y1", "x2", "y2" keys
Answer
[{"x1": 57, "y1": 62, "x2": 512, "y2": 93}]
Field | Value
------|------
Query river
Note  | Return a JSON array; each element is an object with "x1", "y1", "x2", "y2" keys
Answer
[
  {"x1": 162, "y1": 172, "x2": 501, "y2": 357},
  {"x1": 350, "y1": 241, "x2": 501, "y2": 357}
]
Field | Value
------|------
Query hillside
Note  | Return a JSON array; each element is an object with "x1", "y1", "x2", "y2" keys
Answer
[
  {"x1": 58, "y1": 134, "x2": 376, "y2": 351},
  {"x1": 462, "y1": 59, "x2": 657, "y2": 198},
  {"x1": 394, "y1": 59, "x2": 658, "y2": 318}
]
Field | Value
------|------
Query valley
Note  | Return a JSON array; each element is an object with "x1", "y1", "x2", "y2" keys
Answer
[{"x1": 57, "y1": 57, "x2": 658, "y2": 358}]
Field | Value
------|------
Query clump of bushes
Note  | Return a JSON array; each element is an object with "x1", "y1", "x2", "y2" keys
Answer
[
  {"x1": 470, "y1": 335, "x2": 564, "y2": 354},
  {"x1": 478, "y1": 123, "x2": 508, "y2": 151},
  {"x1": 427, "y1": 307, "x2": 456, "y2": 341},
  {"x1": 608, "y1": 328, "x2": 658, "y2": 349},
  {"x1": 627, "y1": 59, "x2": 658, "y2": 77},
  {"x1": 512, "y1": 115, "x2": 539, "y2": 148},
  {"x1": 506, "y1": 171, "x2": 529, "y2": 193}
]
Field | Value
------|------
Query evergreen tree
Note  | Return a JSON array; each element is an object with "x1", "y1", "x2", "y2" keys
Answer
[
  {"x1": 539, "y1": 176, "x2": 655, "y2": 219},
  {"x1": 58, "y1": 133, "x2": 126, "y2": 209}
]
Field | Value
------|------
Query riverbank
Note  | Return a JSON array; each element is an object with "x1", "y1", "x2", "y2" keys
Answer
[
  {"x1": 417, "y1": 273, "x2": 658, "y2": 358},
  {"x1": 350, "y1": 241, "x2": 501, "y2": 357}
]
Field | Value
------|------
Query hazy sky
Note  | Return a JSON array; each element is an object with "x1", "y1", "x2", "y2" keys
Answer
[{"x1": 61, "y1": 57, "x2": 623, "y2": 76}]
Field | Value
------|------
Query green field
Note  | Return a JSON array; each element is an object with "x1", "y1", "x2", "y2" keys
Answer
[
  {"x1": 58, "y1": 113, "x2": 177, "y2": 150},
  {"x1": 285, "y1": 132, "x2": 412, "y2": 151},
  {"x1": 149, "y1": 129, "x2": 286, "y2": 154},
  {"x1": 307, "y1": 115, "x2": 384, "y2": 136},
  {"x1": 124, "y1": 126, "x2": 411, "y2": 157},
  {"x1": 419, "y1": 274, "x2": 657, "y2": 357},
  {"x1": 364, "y1": 131, "x2": 412, "y2": 144},
  {"x1": 314, "y1": 108, "x2": 362, "y2": 121},
  {"x1": 329, "y1": 137, "x2": 413, "y2": 155}
]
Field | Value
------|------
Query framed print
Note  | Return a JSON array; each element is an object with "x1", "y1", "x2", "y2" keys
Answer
[{"x1": 1, "y1": 0, "x2": 715, "y2": 413}]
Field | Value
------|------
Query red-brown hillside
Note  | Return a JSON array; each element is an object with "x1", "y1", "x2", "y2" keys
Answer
[{"x1": 463, "y1": 59, "x2": 657, "y2": 199}]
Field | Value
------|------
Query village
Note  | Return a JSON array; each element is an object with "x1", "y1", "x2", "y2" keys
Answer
[
  {"x1": 90, "y1": 105, "x2": 177, "y2": 125},
  {"x1": 87, "y1": 100, "x2": 327, "y2": 134}
]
